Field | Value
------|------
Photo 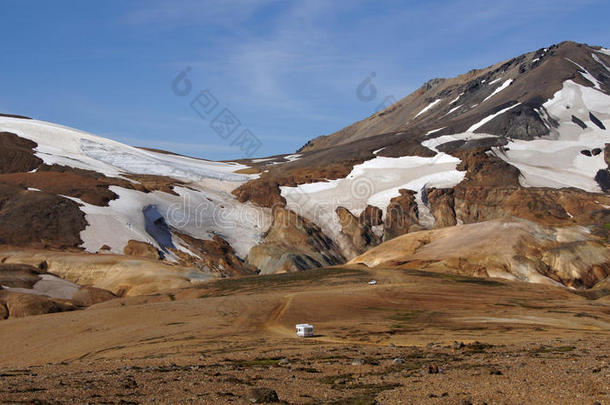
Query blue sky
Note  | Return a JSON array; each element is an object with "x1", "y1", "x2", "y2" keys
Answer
[{"x1": 1, "y1": 0, "x2": 609, "y2": 160}]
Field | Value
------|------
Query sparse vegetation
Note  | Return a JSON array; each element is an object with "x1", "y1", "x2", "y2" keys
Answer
[
  {"x1": 399, "y1": 269, "x2": 505, "y2": 286},
  {"x1": 198, "y1": 267, "x2": 368, "y2": 296}
]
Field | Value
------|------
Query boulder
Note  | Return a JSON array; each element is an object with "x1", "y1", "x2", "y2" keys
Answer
[{"x1": 249, "y1": 387, "x2": 279, "y2": 403}]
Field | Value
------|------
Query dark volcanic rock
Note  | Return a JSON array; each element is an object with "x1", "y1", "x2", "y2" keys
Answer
[
  {"x1": 249, "y1": 387, "x2": 279, "y2": 403},
  {"x1": 0, "y1": 132, "x2": 43, "y2": 173},
  {"x1": 477, "y1": 105, "x2": 550, "y2": 140},
  {"x1": 436, "y1": 137, "x2": 508, "y2": 154},
  {"x1": 0, "y1": 113, "x2": 31, "y2": 119},
  {"x1": 589, "y1": 112, "x2": 606, "y2": 130},
  {"x1": 594, "y1": 169, "x2": 610, "y2": 192},
  {"x1": 571, "y1": 115, "x2": 588, "y2": 129},
  {"x1": 0, "y1": 184, "x2": 87, "y2": 248}
]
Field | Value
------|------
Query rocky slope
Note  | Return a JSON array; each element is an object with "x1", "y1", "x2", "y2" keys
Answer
[
  {"x1": 0, "y1": 262, "x2": 115, "y2": 319},
  {"x1": 1, "y1": 40, "x2": 609, "y2": 300},
  {"x1": 300, "y1": 41, "x2": 609, "y2": 152},
  {"x1": 350, "y1": 218, "x2": 610, "y2": 288}
]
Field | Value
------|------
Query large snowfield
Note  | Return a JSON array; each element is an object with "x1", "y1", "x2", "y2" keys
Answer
[
  {"x1": 281, "y1": 153, "x2": 465, "y2": 239},
  {"x1": 497, "y1": 80, "x2": 609, "y2": 192},
  {"x1": 0, "y1": 117, "x2": 271, "y2": 259}
]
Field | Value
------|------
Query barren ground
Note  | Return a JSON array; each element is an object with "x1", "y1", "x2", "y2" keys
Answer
[{"x1": 0, "y1": 266, "x2": 608, "y2": 404}]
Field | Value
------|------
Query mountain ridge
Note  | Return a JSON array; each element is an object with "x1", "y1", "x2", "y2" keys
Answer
[{"x1": 1, "y1": 40, "x2": 609, "y2": 315}]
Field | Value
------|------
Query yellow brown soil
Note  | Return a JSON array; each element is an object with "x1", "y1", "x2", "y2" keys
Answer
[{"x1": 0, "y1": 266, "x2": 608, "y2": 404}]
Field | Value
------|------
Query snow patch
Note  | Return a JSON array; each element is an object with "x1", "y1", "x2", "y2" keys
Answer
[
  {"x1": 444, "y1": 104, "x2": 463, "y2": 117},
  {"x1": 284, "y1": 154, "x2": 302, "y2": 162},
  {"x1": 414, "y1": 99, "x2": 442, "y2": 118},
  {"x1": 597, "y1": 48, "x2": 610, "y2": 56},
  {"x1": 449, "y1": 93, "x2": 464, "y2": 104},
  {"x1": 495, "y1": 80, "x2": 610, "y2": 192},
  {"x1": 422, "y1": 133, "x2": 499, "y2": 154},
  {"x1": 2, "y1": 274, "x2": 80, "y2": 300},
  {"x1": 0, "y1": 117, "x2": 253, "y2": 182},
  {"x1": 592, "y1": 53, "x2": 610, "y2": 73},
  {"x1": 482, "y1": 79, "x2": 513, "y2": 103},
  {"x1": 565, "y1": 58, "x2": 603, "y2": 91},
  {"x1": 425, "y1": 127, "x2": 446, "y2": 136},
  {"x1": 281, "y1": 153, "x2": 465, "y2": 240},
  {"x1": 467, "y1": 103, "x2": 521, "y2": 132}
]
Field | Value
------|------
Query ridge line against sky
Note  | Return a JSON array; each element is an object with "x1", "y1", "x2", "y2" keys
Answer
[{"x1": 1, "y1": 0, "x2": 609, "y2": 160}]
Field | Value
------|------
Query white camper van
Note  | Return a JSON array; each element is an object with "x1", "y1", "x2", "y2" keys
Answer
[{"x1": 296, "y1": 324, "x2": 314, "y2": 337}]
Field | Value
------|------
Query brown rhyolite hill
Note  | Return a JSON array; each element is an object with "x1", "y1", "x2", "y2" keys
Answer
[
  {"x1": 300, "y1": 41, "x2": 609, "y2": 151},
  {"x1": 1, "y1": 41, "x2": 610, "y2": 300}
]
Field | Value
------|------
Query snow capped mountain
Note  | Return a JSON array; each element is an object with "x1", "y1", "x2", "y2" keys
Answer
[
  {"x1": 0, "y1": 115, "x2": 272, "y2": 272},
  {"x1": 1, "y1": 40, "x2": 609, "y2": 296}
]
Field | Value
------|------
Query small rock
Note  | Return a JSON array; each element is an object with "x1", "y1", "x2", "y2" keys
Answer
[
  {"x1": 453, "y1": 341, "x2": 465, "y2": 350},
  {"x1": 249, "y1": 387, "x2": 279, "y2": 403},
  {"x1": 278, "y1": 358, "x2": 290, "y2": 366},
  {"x1": 351, "y1": 359, "x2": 365, "y2": 366},
  {"x1": 428, "y1": 365, "x2": 439, "y2": 374},
  {"x1": 122, "y1": 376, "x2": 138, "y2": 389},
  {"x1": 489, "y1": 369, "x2": 503, "y2": 375},
  {"x1": 392, "y1": 358, "x2": 405, "y2": 365}
]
